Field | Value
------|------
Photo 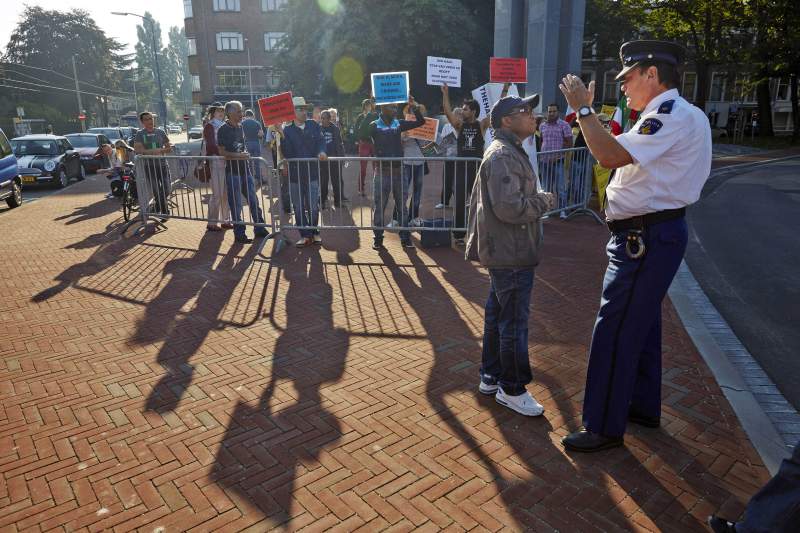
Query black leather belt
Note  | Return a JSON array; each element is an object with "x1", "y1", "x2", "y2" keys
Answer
[{"x1": 606, "y1": 207, "x2": 686, "y2": 233}]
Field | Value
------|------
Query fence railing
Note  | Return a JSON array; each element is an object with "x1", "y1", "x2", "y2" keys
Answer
[{"x1": 132, "y1": 146, "x2": 600, "y2": 248}]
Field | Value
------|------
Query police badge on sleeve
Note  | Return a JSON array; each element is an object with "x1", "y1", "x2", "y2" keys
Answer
[{"x1": 638, "y1": 118, "x2": 663, "y2": 135}]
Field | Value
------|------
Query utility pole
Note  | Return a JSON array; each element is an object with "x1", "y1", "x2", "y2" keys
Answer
[
  {"x1": 71, "y1": 55, "x2": 85, "y2": 132},
  {"x1": 246, "y1": 38, "x2": 254, "y2": 111}
]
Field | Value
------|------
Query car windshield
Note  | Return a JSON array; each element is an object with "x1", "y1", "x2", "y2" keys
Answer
[
  {"x1": 11, "y1": 140, "x2": 59, "y2": 156},
  {"x1": 88, "y1": 128, "x2": 121, "y2": 140},
  {"x1": 65, "y1": 136, "x2": 98, "y2": 148}
]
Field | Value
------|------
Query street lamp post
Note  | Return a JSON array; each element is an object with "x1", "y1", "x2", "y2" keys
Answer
[
  {"x1": 112, "y1": 12, "x2": 167, "y2": 123},
  {"x1": 245, "y1": 38, "x2": 254, "y2": 111}
]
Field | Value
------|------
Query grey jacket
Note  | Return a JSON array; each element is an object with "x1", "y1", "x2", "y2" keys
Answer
[{"x1": 465, "y1": 128, "x2": 551, "y2": 268}]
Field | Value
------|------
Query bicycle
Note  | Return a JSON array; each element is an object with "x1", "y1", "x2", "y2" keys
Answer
[{"x1": 120, "y1": 163, "x2": 138, "y2": 222}]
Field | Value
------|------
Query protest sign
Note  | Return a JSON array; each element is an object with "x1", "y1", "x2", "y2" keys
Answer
[
  {"x1": 471, "y1": 82, "x2": 520, "y2": 120},
  {"x1": 489, "y1": 57, "x2": 528, "y2": 83},
  {"x1": 257, "y1": 92, "x2": 295, "y2": 126},
  {"x1": 426, "y1": 56, "x2": 462, "y2": 88},
  {"x1": 404, "y1": 115, "x2": 439, "y2": 142},
  {"x1": 371, "y1": 71, "x2": 409, "y2": 105}
]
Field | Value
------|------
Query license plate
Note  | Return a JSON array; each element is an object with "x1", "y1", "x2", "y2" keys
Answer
[{"x1": 22, "y1": 175, "x2": 37, "y2": 184}]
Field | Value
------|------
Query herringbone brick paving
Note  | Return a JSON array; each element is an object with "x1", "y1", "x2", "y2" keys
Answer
[{"x1": 0, "y1": 175, "x2": 771, "y2": 532}]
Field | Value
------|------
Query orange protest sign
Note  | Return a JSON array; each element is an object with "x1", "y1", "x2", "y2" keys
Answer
[
  {"x1": 405, "y1": 116, "x2": 439, "y2": 142},
  {"x1": 257, "y1": 91, "x2": 295, "y2": 126},
  {"x1": 490, "y1": 57, "x2": 528, "y2": 83}
]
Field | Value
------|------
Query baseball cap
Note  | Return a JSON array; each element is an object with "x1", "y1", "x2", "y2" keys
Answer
[{"x1": 490, "y1": 94, "x2": 540, "y2": 129}]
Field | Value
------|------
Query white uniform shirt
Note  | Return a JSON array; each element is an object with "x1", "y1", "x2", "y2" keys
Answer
[{"x1": 608, "y1": 88, "x2": 711, "y2": 220}]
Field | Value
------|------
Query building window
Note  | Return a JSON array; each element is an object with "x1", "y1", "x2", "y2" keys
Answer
[
  {"x1": 191, "y1": 75, "x2": 201, "y2": 92},
  {"x1": 733, "y1": 75, "x2": 756, "y2": 103},
  {"x1": 681, "y1": 72, "x2": 697, "y2": 101},
  {"x1": 262, "y1": 0, "x2": 288, "y2": 11},
  {"x1": 216, "y1": 32, "x2": 244, "y2": 51},
  {"x1": 187, "y1": 38, "x2": 197, "y2": 56},
  {"x1": 183, "y1": 0, "x2": 193, "y2": 18},
  {"x1": 213, "y1": 0, "x2": 240, "y2": 11},
  {"x1": 217, "y1": 69, "x2": 247, "y2": 90},
  {"x1": 775, "y1": 77, "x2": 790, "y2": 101},
  {"x1": 603, "y1": 71, "x2": 619, "y2": 103},
  {"x1": 709, "y1": 72, "x2": 726, "y2": 101},
  {"x1": 264, "y1": 32, "x2": 287, "y2": 51},
  {"x1": 266, "y1": 70, "x2": 281, "y2": 89},
  {"x1": 580, "y1": 71, "x2": 595, "y2": 86}
]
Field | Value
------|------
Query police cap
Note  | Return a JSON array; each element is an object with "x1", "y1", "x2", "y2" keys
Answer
[{"x1": 615, "y1": 40, "x2": 686, "y2": 81}]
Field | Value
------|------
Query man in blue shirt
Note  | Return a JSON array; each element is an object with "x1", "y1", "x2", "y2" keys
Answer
[
  {"x1": 278, "y1": 97, "x2": 327, "y2": 247},
  {"x1": 242, "y1": 109, "x2": 265, "y2": 182},
  {"x1": 369, "y1": 97, "x2": 424, "y2": 250},
  {"x1": 217, "y1": 100, "x2": 269, "y2": 244}
]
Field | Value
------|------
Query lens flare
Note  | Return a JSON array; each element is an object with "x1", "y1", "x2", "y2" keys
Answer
[
  {"x1": 333, "y1": 56, "x2": 364, "y2": 94},
  {"x1": 317, "y1": 0, "x2": 341, "y2": 15}
]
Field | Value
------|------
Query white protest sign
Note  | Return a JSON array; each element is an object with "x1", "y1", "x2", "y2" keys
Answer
[
  {"x1": 426, "y1": 56, "x2": 462, "y2": 88},
  {"x1": 471, "y1": 82, "x2": 520, "y2": 120}
]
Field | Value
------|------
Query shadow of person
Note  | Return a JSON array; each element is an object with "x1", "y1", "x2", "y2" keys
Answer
[
  {"x1": 211, "y1": 247, "x2": 348, "y2": 526},
  {"x1": 31, "y1": 223, "x2": 149, "y2": 303},
  {"x1": 143, "y1": 233, "x2": 263, "y2": 413},
  {"x1": 53, "y1": 196, "x2": 121, "y2": 225}
]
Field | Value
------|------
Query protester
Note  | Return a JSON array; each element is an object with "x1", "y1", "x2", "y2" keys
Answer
[
  {"x1": 354, "y1": 98, "x2": 378, "y2": 196},
  {"x1": 442, "y1": 83, "x2": 509, "y2": 245},
  {"x1": 435, "y1": 107, "x2": 462, "y2": 209},
  {"x1": 278, "y1": 96, "x2": 327, "y2": 247},
  {"x1": 319, "y1": 109, "x2": 347, "y2": 209},
  {"x1": 465, "y1": 93, "x2": 554, "y2": 417},
  {"x1": 368, "y1": 96, "x2": 425, "y2": 250},
  {"x1": 202, "y1": 104, "x2": 232, "y2": 232},
  {"x1": 539, "y1": 103, "x2": 574, "y2": 219},
  {"x1": 216, "y1": 100, "x2": 269, "y2": 244},
  {"x1": 242, "y1": 109, "x2": 265, "y2": 182},
  {"x1": 133, "y1": 111, "x2": 172, "y2": 217},
  {"x1": 268, "y1": 123, "x2": 292, "y2": 214},
  {"x1": 395, "y1": 103, "x2": 426, "y2": 224},
  {"x1": 558, "y1": 40, "x2": 711, "y2": 452}
]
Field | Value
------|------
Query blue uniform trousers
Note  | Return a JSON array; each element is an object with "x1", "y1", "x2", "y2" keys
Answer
[{"x1": 582, "y1": 217, "x2": 688, "y2": 437}]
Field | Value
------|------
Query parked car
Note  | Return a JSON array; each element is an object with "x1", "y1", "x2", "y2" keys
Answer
[
  {"x1": 64, "y1": 133, "x2": 111, "y2": 173},
  {"x1": 86, "y1": 127, "x2": 125, "y2": 144},
  {"x1": 167, "y1": 124, "x2": 182, "y2": 134},
  {"x1": 10, "y1": 135, "x2": 84, "y2": 188},
  {"x1": 0, "y1": 128, "x2": 23, "y2": 208},
  {"x1": 188, "y1": 126, "x2": 204, "y2": 139},
  {"x1": 119, "y1": 126, "x2": 137, "y2": 145}
]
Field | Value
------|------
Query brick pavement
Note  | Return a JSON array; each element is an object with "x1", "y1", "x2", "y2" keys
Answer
[{"x1": 0, "y1": 171, "x2": 774, "y2": 532}]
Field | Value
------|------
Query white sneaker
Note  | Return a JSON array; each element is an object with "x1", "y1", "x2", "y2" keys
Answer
[
  {"x1": 478, "y1": 375, "x2": 499, "y2": 395},
  {"x1": 559, "y1": 210, "x2": 567, "y2": 219},
  {"x1": 387, "y1": 220, "x2": 398, "y2": 228},
  {"x1": 410, "y1": 217, "x2": 423, "y2": 227},
  {"x1": 312, "y1": 234, "x2": 322, "y2": 244},
  {"x1": 434, "y1": 203, "x2": 445, "y2": 209},
  {"x1": 495, "y1": 388, "x2": 544, "y2": 417}
]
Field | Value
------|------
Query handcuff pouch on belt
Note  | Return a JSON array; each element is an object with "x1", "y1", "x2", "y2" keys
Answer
[{"x1": 625, "y1": 229, "x2": 646, "y2": 259}]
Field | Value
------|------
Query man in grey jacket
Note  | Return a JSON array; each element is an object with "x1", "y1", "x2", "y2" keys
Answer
[{"x1": 465, "y1": 95, "x2": 555, "y2": 417}]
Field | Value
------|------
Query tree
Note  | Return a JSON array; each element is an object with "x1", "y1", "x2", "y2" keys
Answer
[
  {"x1": 164, "y1": 27, "x2": 192, "y2": 121},
  {"x1": 583, "y1": 0, "x2": 643, "y2": 61},
  {"x1": 2, "y1": 6, "x2": 132, "y2": 127},
  {"x1": 276, "y1": 0, "x2": 494, "y2": 113},
  {"x1": 134, "y1": 12, "x2": 165, "y2": 116}
]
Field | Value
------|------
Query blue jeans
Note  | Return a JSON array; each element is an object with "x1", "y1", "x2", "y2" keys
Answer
[
  {"x1": 540, "y1": 158, "x2": 566, "y2": 210},
  {"x1": 480, "y1": 267, "x2": 535, "y2": 396},
  {"x1": 738, "y1": 438, "x2": 800, "y2": 532},
  {"x1": 582, "y1": 217, "x2": 687, "y2": 437},
  {"x1": 289, "y1": 179, "x2": 320, "y2": 239},
  {"x1": 404, "y1": 164, "x2": 424, "y2": 220},
  {"x1": 373, "y1": 172, "x2": 410, "y2": 243},
  {"x1": 245, "y1": 141, "x2": 262, "y2": 181},
  {"x1": 226, "y1": 173, "x2": 266, "y2": 239}
]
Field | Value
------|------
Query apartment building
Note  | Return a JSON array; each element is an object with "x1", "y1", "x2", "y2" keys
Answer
[{"x1": 184, "y1": 0, "x2": 288, "y2": 109}]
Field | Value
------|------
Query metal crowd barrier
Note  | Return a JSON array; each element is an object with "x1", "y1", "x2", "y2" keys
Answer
[{"x1": 132, "y1": 147, "x2": 600, "y2": 245}]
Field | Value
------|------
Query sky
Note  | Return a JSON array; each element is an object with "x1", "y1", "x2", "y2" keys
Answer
[{"x1": 1, "y1": 0, "x2": 186, "y2": 57}]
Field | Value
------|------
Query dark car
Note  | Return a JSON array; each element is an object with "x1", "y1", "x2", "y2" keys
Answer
[
  {"x1": 0, "y1": 128, "x2": 23, "y2": 208},
  {"x1": 64, "y1": 133, "x2": 111, "y2": 173},
  {"x1": 86, "y1": 127, "x2": 125, "y2": 144},
  {"x1": 119, "y1": 126, "x2": 137, "y2": 145},
  {"x1": 10, "y1": 135, "x2": 84, "y2": 188}
]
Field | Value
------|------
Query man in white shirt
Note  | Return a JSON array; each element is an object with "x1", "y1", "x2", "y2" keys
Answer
[{"x1": 558, "y1": 40, "x2": 711, "y2": 453}]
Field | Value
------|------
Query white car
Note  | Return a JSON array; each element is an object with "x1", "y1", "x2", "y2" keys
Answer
[
  {"x1": 167, "y1": 124, "x2": 182, "y2": 134},
  {"x1": 188, "y1": 126, "x2": 203, "y2": 139}
]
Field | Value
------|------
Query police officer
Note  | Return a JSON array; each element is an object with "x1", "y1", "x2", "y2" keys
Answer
[{"x1": 558, "y1": 40, "x2": 712, "y2": 452}]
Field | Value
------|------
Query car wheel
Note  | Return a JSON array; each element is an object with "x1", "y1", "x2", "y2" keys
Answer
[
  {"x1": 56, "y1": 167, "x2": 69, "y2": 188},
  {"x1": 78, "y1": 164, "x2": 86, "y2": 181},
  {"x1": 6, "y1": 181, "x2": 22, "y2": 208}
]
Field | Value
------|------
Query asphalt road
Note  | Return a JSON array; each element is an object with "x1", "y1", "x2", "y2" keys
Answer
[{"x1": 685, "y1": 158, "x2": 800, "y2": 409}]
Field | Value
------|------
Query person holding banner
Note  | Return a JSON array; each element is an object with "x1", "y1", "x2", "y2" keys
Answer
[
  {"x1": 442, "y1": 83, "x2": 509, "y2": 245},
  {"x1": 319, "y1": 109, "x2": 347, "y2": 209},
  {"x1": 354, "y1": 98, "x2": 378, "y2": 196},
  {"x1": 368, "y1": 96, "x2": 425, "y2": 250}
]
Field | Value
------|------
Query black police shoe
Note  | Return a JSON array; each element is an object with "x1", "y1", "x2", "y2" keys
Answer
[
  {"x1": 562, "y1": 429, "x2": 623, "y2": 453},
  {"x1": 629, "y1": 410, "x2": 660, "y2": 428},
  {"x1": 708, "y1": 515, "x2": 737, "y2": 532},
  {"x1": 372, "y1": 240, "x2": 386, "y2": 251}
]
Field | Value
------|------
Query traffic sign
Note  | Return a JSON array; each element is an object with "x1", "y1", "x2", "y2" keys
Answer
[
  {"x1": 78, "y1": 114, "x2": 86, "y2": 120},
  {"x1": 183, "y1": 114, "x2": 190, "y2": 121}
]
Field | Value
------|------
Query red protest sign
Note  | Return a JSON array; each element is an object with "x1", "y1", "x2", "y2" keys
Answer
[
  {"x1": 258, "y1": 91, "x2": 295, "y2": 126},
  {"x1": 490, "y1": 57, "x2": 528, "y2": 83}
]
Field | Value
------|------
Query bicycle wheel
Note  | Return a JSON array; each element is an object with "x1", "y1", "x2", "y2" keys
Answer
[{"x1": 122, "y1": 189, "x2": 133, "y2": 222}]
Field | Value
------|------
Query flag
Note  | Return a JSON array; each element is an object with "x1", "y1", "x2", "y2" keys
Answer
[{"x1": 610, "y1": 96, "x2": 639, "y2": 136}]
